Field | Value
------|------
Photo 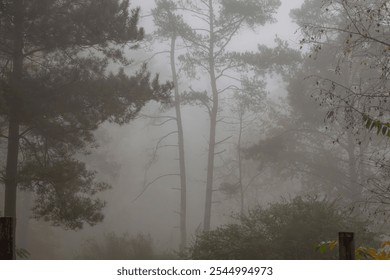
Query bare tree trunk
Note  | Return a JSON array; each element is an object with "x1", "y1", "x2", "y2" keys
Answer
[
  {"x1": 237, "y1": 108, "x2": 244, "y2": 215},
  {"x1": 170, "y1": 35, "x2": 187, "y2": 252},
  {"x1": 346, "y1": 129, "x2": 361, "y2": 201},
  {"x1": 344, "y1": 66, "x2": 361, "y2": 202},
  {"x1": 203, "y1": 0, "x2": 218, "y2": 231},
  {"x1": 204, "y1": 109, "x2": 217, "y2": 231},
  {"x1": 4, "y1": 0, "x2": 24, "y2": 259}
]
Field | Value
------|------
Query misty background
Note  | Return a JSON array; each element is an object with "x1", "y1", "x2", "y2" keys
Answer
[{"x1": 0, "y1": 0, "x2": 389, "y2": 259}]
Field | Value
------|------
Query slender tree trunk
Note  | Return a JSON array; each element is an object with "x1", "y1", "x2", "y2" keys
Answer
[
  {"x1": 346, "y1": 129, "x2": 361, "y2": 201},
  {"x1": 237, "y1": 108, "x2": 244, "y2": 215},
  {"x1": 4, "y1": 119, "x2": 19, "y2": 219},
  {"x1": 170, "y1": 35, "x2": 187, "y2": 252},
  {"x1": 204, "y1": 109, "x2": 217, "y2": 231},
  {"x1": 344, "y1": 67, "x2": 361, "y2": 202},
  {"x1": 203, "y1": 0, "x2": 218, "y2": 231},
  {"x1": 4, "y1": 0, "x2": 24, "y2": 259}
]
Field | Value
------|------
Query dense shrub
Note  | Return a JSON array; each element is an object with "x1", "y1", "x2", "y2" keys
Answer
[{"x1": 189, "y1": 197, "x2": 377, "y2": 259}]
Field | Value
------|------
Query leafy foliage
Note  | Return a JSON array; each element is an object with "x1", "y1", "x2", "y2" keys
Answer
[
  {"x1": 233, "y1": 38, "x2": 302, "y2": 75},
  {"x1": 362, "y1": 114, "x2": 390, "y2": 137},
  {"x1": 284, "y1": 0, "x2": 390, "y2": 212},
  {"x1": 152, "y1": 0, "x2": 194, "y2": 39},
  {"x1": 293, "y1": 0, "x2": 390, "y2": 137},
  {"x1": 356, "y1": 241, "x2": 390, "y2": 260},
  {"x1": 317, "y1": 240, "x2": 390, "y2": 260},
  {"x1": 220, "y1": 0, "x2": 281, "y2": 27},
  {"x1": 0, "y1": 0, "x2": 144, "y2": 61},
  {"x1": 242, "y1": 0, "x2": 390, "y2": 205},
  {"x1": 0, "y1": 0, "x2": 172, "y2": 229},
  {"x1": 189, "y1": 197, "x2": 376, "y2": 259}
]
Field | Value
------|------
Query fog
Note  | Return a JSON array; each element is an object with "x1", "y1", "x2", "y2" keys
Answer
[{"x1": 1, "y1": 0, "x2": 389, "y2": 260}]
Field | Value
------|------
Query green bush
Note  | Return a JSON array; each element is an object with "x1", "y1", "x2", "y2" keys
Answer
[{"x1": 189, "y1": 197, "x2": 376, "y2": 259}]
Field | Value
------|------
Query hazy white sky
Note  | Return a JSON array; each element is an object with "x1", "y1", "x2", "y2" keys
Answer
[{"x1": 131, "y1": 0, "x2": 305, "y2": 51}]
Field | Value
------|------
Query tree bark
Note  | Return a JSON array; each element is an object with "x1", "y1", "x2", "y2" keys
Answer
[
  {"x1": 170, "y1": 35, "x2": 187, "y2": 252},
  {"x1": 0, "y1": 217, "x2": 14, "y2": 260}
]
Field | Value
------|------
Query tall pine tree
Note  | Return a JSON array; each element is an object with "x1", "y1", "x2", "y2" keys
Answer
[
  {"x1": 175, "y1": 0, "x2": 281, "y2": 231},
  {"x1": 0, "y1": 0, "x2": 171, "y2": 257}
]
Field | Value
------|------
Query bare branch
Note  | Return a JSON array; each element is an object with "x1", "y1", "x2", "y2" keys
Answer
[
  {"x1": 154, "y1": 131, "x2": 178, "y2": 152},
  {"x1": 217, "y1": 84, "x2": 240, "y2": 94},
  {"x1": 133, "y1": 173, "x2": 180, "y2": 202},
  {"x1": 153, "y1": 118, "x2": 176, "y2": 127},
  {"x1": 214, "y1": 149, "x2": 226, "y2": 156},
  {"x1": 215, "y1": 136, "x2": 232, "y2": 146},
  {"x1": 140, "y1": 114, "x2": 177, "y2": 121}
]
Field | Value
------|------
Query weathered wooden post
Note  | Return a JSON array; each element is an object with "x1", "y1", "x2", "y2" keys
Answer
[
  {"x1": 339, "y1": 232, "x2": 355, "y2": 260},
  {"x1": 0, "y1": 217, "x2": 15, "y2": 260}
]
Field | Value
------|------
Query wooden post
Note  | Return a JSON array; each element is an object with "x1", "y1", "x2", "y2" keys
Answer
[
  {"x1": 339, "y1": 232, "x2": 355, "y2": 260},
  {"x1": 0, "y1": 217, "x2": 15, "y2": 260}
]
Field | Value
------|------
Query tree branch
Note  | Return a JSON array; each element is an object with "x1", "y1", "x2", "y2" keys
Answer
[{"x1": 133, "y1": 173, "x2": 180, "y2": 202}]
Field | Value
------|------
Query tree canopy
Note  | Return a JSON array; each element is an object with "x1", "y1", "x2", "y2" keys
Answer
[{"x1": 0, "y1": 0, "x2": 172, "y2": 231}]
